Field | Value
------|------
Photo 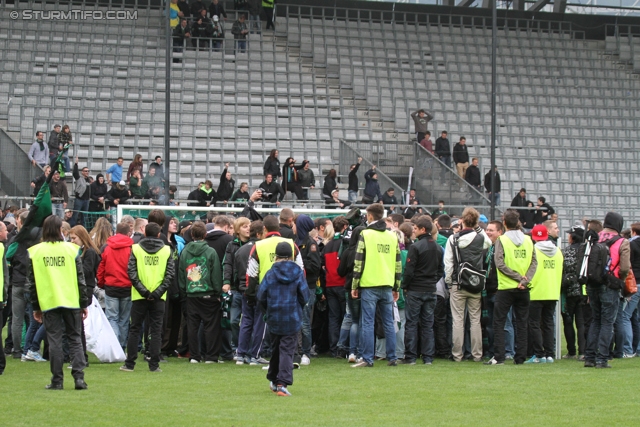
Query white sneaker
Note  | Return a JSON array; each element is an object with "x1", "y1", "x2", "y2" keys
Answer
[
  {"x1": 300, "y1": 355, "x2": 310, "y2": 366},
  {"x1": 189, "y1": 359, "x2": 199, "y2": 364},
  {"x1": 546, "y1": 357, "x2": 554, "y2": 363},
  {"x1": 348, "y1": 354, "x2": 357, "y2": 363}
]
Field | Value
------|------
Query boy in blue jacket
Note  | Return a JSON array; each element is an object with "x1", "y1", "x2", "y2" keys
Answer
[{"x1": 257, "y1": 242, "x2": 309, "y2": 396}]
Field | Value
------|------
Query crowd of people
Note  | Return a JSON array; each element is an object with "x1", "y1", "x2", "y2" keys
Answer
[
  {"x1": 169, "y1": 0, "x2": 275, "y2": 56},
  {"x1": 1, "y1": 188, "x2": 639, "y2": 393}
]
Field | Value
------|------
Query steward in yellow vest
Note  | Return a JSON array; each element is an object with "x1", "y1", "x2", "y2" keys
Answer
[
  {"x1": 485, "y1": 210, "x2": 538, "y2": 366},
  {"x1": 527, "y1": 225, "x2": 564, "y2": 362},
  {"x1": 123, "y1": 222, "x2": 174, "y2": 372},
  {"x1": 25, "y1": 215, "x2": 88, "y2": 390},
  {"x1": 246, "y1": 215, "x2": 303, "y2": 304}
]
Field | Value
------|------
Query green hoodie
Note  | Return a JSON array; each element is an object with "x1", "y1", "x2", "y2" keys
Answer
[{"x1": 178, "y1": 240, "x2": 222, "y2": 298}]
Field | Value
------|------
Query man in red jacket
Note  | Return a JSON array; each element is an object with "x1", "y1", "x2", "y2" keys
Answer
[
  {"x1": 97, "y1": 222, "x2": 134, "y2": 348},
  {"x1": 321, "y1": 216, "x2": 349, "y2": 358}
]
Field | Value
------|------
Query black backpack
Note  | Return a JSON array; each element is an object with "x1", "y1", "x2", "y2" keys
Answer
[
  {"x1": 452, "y1": 234, "x2": 486, "y2": 294},
  {"x1": 577, "y1": 235, "x2": 610, "y2": 286}
]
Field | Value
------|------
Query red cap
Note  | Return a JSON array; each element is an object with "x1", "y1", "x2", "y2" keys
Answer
[{"x1": 531, "y1": 224, "x2": 548, "y2": 242}]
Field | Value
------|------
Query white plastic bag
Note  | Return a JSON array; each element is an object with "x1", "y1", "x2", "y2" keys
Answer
[{"x1": 83, "y1": 296, "x2": 126, "y2": 363}]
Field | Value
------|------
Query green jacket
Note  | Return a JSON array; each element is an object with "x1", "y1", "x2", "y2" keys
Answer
[{"x1": 178, "y1": 240, "x2": 222, "y2": 298}]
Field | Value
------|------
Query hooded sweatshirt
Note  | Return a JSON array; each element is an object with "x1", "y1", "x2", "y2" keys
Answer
[
  {"x1": 494, "y1": 230, "x2": 538, "y2": 289},
  {"x1": 205, "y1": 228, "x2": 234, "y2": 265},
  {"x1": 529, "y1": 240, "x2": 563, "y2": 301},
  {"x1": 363, "y1": 169, "x2": 382, "y2": 201},
  {"x1": 402, "y1": 233, "x2": 444, "y2": 293},
  {"x1": 178, "y1": 240, "x2": 222, "y2": 298},
  {"x1": 257, "y1": 260, "x2": 309, "y2": 336},
  {"x1": 444, "y1": 228, "x2": 492, "y2": 286},
  {"x1": 338, "y1": 226, "x2": 364, "y2": 295},
  {"x1": 97, "y1": 233, "x2": 134, "y2": 298}
]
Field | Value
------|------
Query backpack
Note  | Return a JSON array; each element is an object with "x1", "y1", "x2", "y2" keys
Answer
[
  {"x1": 451, "y1": 234, "x2": 486, "y2": 294},
  {"x1": 562, "y1": 245, "x2": 582, "y2": 298},
  {"x1": 577, "y1": 236, "x2": 610, "y2": 286}
]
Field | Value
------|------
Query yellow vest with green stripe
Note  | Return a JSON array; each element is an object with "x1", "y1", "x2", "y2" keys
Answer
[
  {"x1": 28, "y1": 242, "x2": 80, "y2": 312},
  {"x1": 360, "y1": 229, "x2": 397, "y2": 288},
  {"x1": 256, "y1": 236, "x2": 294, "y2": 282},
  {"x1": 529, "y1": 247, "x2": 564, "y2": 301},
  {"x1": 131, "y1": 244, "x2": 171, "y2": 301},
  {"x1": 497, "y1": 235, "x2": 534, "y2": 290}
]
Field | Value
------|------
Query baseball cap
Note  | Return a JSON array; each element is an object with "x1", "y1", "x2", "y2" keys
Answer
[
  {"x1": 451, "y1": 218, "x2": 460, "y2": 228},
  {"x1": 178, "y1": 220, "x2": 192, "y2": 234},
  {"x1": 531, "y1": 224, "x2": 548, "y2": 242},
  {"x1": 213, "y1": 15, "x2": 219, "y2": 21},
  {"x1": 275, "y1": 242, "x2": 293, "y2": 259},
  {"x1": 567, "y1": 225, "x2": 584, "y2": 235},
  {"x1": 119, "y1": 180, "x2": 126, "y2": 186}
]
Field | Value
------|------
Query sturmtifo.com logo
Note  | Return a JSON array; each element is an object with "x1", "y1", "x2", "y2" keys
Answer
[{"x1": 9, "y1": 9, "x2": 138, "y2": 20}]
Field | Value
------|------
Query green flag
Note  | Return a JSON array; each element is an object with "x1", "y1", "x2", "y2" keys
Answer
[{"x1": 5, "y1": 149, "x2": 62, "y2": 260}]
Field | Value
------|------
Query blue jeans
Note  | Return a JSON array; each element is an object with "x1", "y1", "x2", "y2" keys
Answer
[
  {"x1": 70, "y1": 198, "x2": 90, "y2": 227},
  {"x1": 586, "y1": 285, "x2": 620, "y2": 364},
  {"x1": 29, "y1": 324, "x2": 46, "y2": 352},
  {"x1": 360, "y1": 287, "x2": 396, "y2": 364},
  {"x1": 616, "y1": 291, "x2": 640, "y2": 355},
  {"x1": 230, "y1": 291, "x2": 243, "y2": 350},
  {"x1": 237, "y1": 294, "x2": 267, "y2": 359},
  {"x1": 404, "y1": 291, "x2": 437, "y2": 363},
  {"x1": 347, "y1": 297, "x2": 361, "y2": 356},
  {"x1": 22, "y1": 292, "x2": 38, "y2": 355},
  {"x1": 337, "y1": 299, "x2": 352, "y2": 352},
  {"x1": 249, "y1": 14, "x2": 261, "y2": 33},
  {"x1": 301, "y1": 291, "x2": 315, "y2": 357},
  {"x1": 236, "y1": 40, "x2": 246, "y2": 53},
  {"x1": 52, "y1": 203, "x2": 65, "y2": 219},
  {"x1": 104, "y1": 294, "x2": 132, "y2": 348},
  {"x1": 504, "y1": 307, "x2": 515, "y2": 357},
  {"x1": 348, "y1": 190, "x2": 358, "y2": 203}
]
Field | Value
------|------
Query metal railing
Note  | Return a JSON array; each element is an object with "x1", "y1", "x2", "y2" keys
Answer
[{"x1": 0, "y1": 130, "x2": 43, "y2": 199}]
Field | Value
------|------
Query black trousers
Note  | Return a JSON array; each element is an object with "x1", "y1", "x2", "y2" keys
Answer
[
  {"x1": 266, "y1": 333, "x2": 296, "y2": 387},
  {"x1": 562, "y1": 295, "x2": 586, "y2": 356},
  {"x1": 126, "y1": 299, "x2": 165, "y2": 370},
  {"x1": 493, "y1": 289, "x2": 529, "y2": 364},
  {"x1": 434, "y1": 295, "x2": 451, "y2": 357},
  {"x1": 264, "y1": 7, "x2": 274, "y2": 29},
  {"x1": 528, "y1": 300, "x2": 556, "y2": 358},
  {"x1": 325, "y1": 287, "x2": 346, "y2": 355},
  {"x1": 186, "y1": 296, "x2": 222, "y2": 362},
  {"x1": 43, "y1": 308, "x2": 85, "y2": 385},
  {"x1": 285, "y1": 183, "x2": 305, "y2": 200}
]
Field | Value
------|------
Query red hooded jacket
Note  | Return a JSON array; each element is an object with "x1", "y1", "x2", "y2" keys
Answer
[{"x1": 97, "y1": 234, "x2": 134, "y2": 290}]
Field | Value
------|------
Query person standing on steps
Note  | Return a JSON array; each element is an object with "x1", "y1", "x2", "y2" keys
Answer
[
  {"x1": 262, "y1": 0, "x2": 275, "y2": 30},
  {"x1": 348, "y1": 157, "x2": 363, "y2": 204},
  {"x1": 411, "y1": 109, "x2": 434, "y2": 145},
  {"x1": 26, "y1": 215, "x2": 89, "y2": 390}
]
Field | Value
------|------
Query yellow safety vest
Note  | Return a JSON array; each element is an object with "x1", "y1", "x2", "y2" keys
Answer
[
  {"x1": 28, "y1": 242, "x2": 80, "y2": 312},
  {"x1": 529, "y1": 247, "x2": 564, "y2": 301},
  {"x1": 496, "y1": 235, "x2": 534, "y2": 290},
  {"x1": 131, "y1": 244, "x2": 171, "y2": 301},
  {"x1": 255, "y1": 236, "x2": 294, "y2": 282},
  {"x1": 359, "y1": 229, "x2": 398, "y2": 288}
]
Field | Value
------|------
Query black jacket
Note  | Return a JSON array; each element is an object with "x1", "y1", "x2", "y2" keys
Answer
[
  {"x1": 90, "y1": 179, "x2": 108, "y2": 211},
  {"x1": 534, "y1": 203, "x2": 555, "y2": 225},
  {"x1": 465, "y1": 165, "x2": 481, "y2": 187},
  {"x1": 299, "y1": 235, "x2": 321, "y2": 289},
  {"x1": 8, "y1": 227, "x2": 41, "y2": 286},
  {"x1": 31, "y1": 174, "x2": 47, "y2": 197},
  {"x1": 452, "y1": 143, "x2": 469, "y2": 164},
  {"x1": 484, "y1": 170, "x2": 501, "y2": 193},
  {"x1": 233, "y1": 239, "x2": 255, "y2": 292},
  {"x1": 630, "y1": 237, "x2": 640, "y2": 281},
  {"x1": 348, "y1": 163, "x2": 360, "y2": 192},
  {"x1": 197, "y1": 187, "x2": 216, "y2": 206},
  {"x1": 190, "y1": 0, "x2": 206, "y2": 16},
  {"x1": 172, "y1": 23, "x2": 191, "y2": 42},
  {"x1": 279, "y1": 224, "x2": 295, "y2": 240},
  {"x1": 205, "y1": 229, "x2": 234, "y2": 266},
  {"x1": 48, "y1": 130, "x2": 60, "y2": 156},
  {"x1": 510, "y1": 194, "x2": 527, "y2": 208},
  {"x1": 192, "y1": 16, "x2": 212, "y2": 38},
  {"x1": 209, "y1": 1, "x2": 227, "y2": 18},
  {"x1": 231, "y1": 190, "x2": 250, "y2": 203},
  {"x1": 435, "y1": 137, "x2": 450, "y2": 157},
  {"x1": 380, "y1": 193, "x2": 397, "y2": 206},
  {"x1": 401, "y1": 234, "x2": 443, "y2": 293},
  {"x1": 259, "y1": 180, "x2": 285, "y2": 203},
  {"x1": 105, "y1": 186, "x2": 130, "y2": 207},
  {"x1": 263, "y1": 157, "x2": 281, "y2": 178},
  {"x1": 323, "y1": 175, "x2": 338, "y2": 198},
  {"x1": 223, "y1": 238, "x2": 247, "y2": 291},
  {"x1": 80, "y1": 248, "x2": 101, "y2": 289},
  {"x1": 128, "y1": 237, "x2": 175, "y2": 300},
  {"x1": 217, "y1": 168, "x2": 235, "y2": 202}
]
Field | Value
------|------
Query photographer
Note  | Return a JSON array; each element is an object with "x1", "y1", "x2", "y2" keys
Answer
[{"x1": 258, "y1": 174, "x2": 285, "y2": 207}]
